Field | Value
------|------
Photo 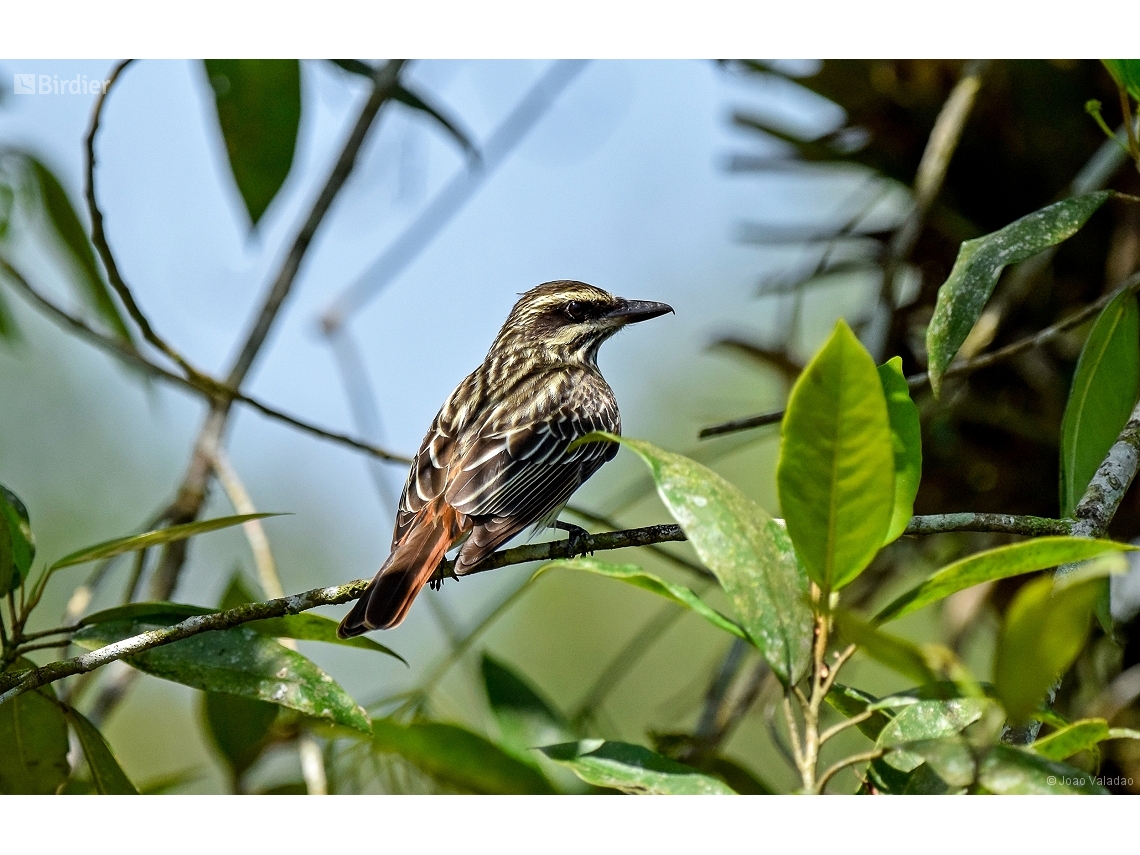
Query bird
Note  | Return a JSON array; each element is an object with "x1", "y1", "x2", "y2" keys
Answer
[{"x1": 337, "y1": 280, "x2": 673, "y2": 637}]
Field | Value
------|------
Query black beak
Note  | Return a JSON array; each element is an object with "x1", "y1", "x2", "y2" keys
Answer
[{"x1": 606, "y1": 299, "x2": 674, "y2": 324}]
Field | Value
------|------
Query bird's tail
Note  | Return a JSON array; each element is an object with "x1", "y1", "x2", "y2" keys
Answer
[{"x1": 337, "y1": 503, "x2": 462, "y2": 637}]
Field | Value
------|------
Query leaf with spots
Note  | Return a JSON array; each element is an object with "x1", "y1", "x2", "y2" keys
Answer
[
  {"x1": 72, "y1": 620, "x2": 370, "y2": 733},
  {"x1": 539, "y1": 740, "x2": 736, "y2": 794},
  {"x1": 572, "y1": 434, "x2": 812, "y2": 685}
]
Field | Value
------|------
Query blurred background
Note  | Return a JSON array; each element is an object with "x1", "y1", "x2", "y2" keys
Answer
[{"x1": 2, "y1": 58, "x2": 1139, "y2": 793}]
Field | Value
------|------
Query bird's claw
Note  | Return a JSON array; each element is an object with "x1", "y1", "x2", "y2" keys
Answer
[{"x1": 555, "y1": 521, "x2": 593, "y2": 558}]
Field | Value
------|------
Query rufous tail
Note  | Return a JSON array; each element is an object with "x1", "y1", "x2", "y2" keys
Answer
[{"x1": 337, "y1": 503, "x2": 462, "y2": 637}]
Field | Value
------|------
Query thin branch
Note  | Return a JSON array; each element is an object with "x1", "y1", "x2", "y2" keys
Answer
[
  {"x1": 1067, "y1": 396, "x2": 1140, "y2": 544},
  {"x1": 699, "y1": 272, "x2": 1140, "y2": 439},
  {"x1": 0, "y1": 258, "x2": 410, "y2": 464},
  {"x1": 818, "y1": 709, "x2": 873, "y2": 745},
  {"x1": 816, "y1": 748, "x2": 884, "y2": 794},
  {"x1": 85, "y1": 59, "x2": 213, "y2": 385},
  {"x1": 902, "y1": 513, "x2": 1070, "y2": 537},
  {"x1": 210, "y1": 448, "x2": 284, "y2": 599}
]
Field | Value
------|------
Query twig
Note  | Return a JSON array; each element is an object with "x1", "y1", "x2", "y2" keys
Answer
[
  {"x1": 699, "y1": 272, "x2": 1140, "y2": 439},
  {"x1": 0, "y1": 258, "x2": 410, "y2": 465},
  {"x1": 1067, "y1": 397, "x2": 1140, "y2": 543},
  {"x1": 210, "y1": 448, "x2": 283, "y2": 599},
  {"x1": 816, "y1": 748, "x2": 884, "y2": 794},
  {"x1": 818, "y1": 709, "x2": 873, "y2": 746}
]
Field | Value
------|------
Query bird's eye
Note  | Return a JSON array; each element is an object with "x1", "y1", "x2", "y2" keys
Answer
[{"x1": 564, "y1": 300, "x2": 587, "y2": 322}]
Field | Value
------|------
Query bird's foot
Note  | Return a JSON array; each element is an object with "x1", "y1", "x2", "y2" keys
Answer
[{"x1": 555, "y1": 520, "x2": 593, "y2": 558}]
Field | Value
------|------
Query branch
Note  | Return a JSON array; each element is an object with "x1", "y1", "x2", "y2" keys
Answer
[
  {"x1": 85, "y1": 59, "x2": 213, "y2": 386},
  {"x1": 1068, "y1": 397, "x2": 1140, "y2": 543},
  {"x1": 0, "y1": 258, "x2": 409, "y2": 465},
  {"x1": 699, "y1": 272, "x2": 1140, "y2": 439}
]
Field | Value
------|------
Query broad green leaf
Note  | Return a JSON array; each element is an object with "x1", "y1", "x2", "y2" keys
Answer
[
  {"x1": 875, "y1": 537, "x2": 1132, "y2": 624},
  {"x1": 78, "y1": 601, "x2": 214, "y2": 626},
  {"x1": 371, "y1": 718, "x2": 555, "y2": 794},
  {"x1": 1060, "y1": 290, "x2": 1140, "y2": 516},
  {"x1": 63, "y1": 706, "x2": 138, "y2": 794},
  {"x1": 1103, "y1": 60, "x2": 1140, "y2": 101},
  {"x1": 1031, "y1": 718, "x2": 1110, "y2": 761},
  {"x1": 978, "y1": 744, "x2": 1108, "y2": 794},
  {"x1": 582, "y1": 434, "x2": 812, "y2": 685},
  {"x1": 201, "y1": 691, "x2": 278, "y2": 782},
  {"x1": 885, "y1": 736, "x2": 977, "y2": 788},
  {"x1": 539, "y1": 740, "x2": 736, "y2": 794},
  {"x1": 824, "y1": 684, "x2": 894, "y2": 741},
  {"x1": 877, "y1": 698, "x2": 991, "y2": 772},
  {"x1": 51, "y1": 513, "x2": 280, "y2": 569},
  {"x1": 533, "y1": 556, "x2": 746, "y2": 641},
  {"x1": 481, "y1": 654, "x2": 575, "y2": 755},
  {"x1": 203, "y1": 60, "x2": 301, "y2": 226},
  {"x1": 0, "y1": 483, "x2": 35, "y2": 597},
  {"x1": 0, "y1": 678, "x2": 68, "y2": 794},
  {"x1": 25, "y1": 156, "x2": 134, "y2": 344},
  {"x1": 72, "y1": 620, "x2": 370, "y2": 734},
  {"x1": 878, "y1": 357, "x2": 922, "y2": 544},
  {"x1": 994, "y1": 561, "x2": 1118, "y2": 724},
  {"x1": 777, "y1": 319, "x2": 895, "y2": 591},
  {"x1": 926, "y1": 192, "x2": 1113, "y2": 396}
]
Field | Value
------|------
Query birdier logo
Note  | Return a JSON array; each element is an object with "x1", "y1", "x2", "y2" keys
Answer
[{"x1": 12, "y1": 73, "x2": 110, "y2": 95}]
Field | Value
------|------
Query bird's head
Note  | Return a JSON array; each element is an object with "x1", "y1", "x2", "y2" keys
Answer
[{"x1": 492, "y1": 280, "x2": 673, "y2": 368}]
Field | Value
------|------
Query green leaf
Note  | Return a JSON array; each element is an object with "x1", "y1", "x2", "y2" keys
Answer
[
  {"x1": 72, "y1": 620, "x2": 370, "y2": 734},
  {"x1": 218, "y1": 570, "x2": 260, "y2": 611},
  {"x1": 78, "y1": 601, "x2": 215, "y2": 626},
  {"x1": 874, "y1": 537, "x2": 1133, "y2": 624},
  {"x1": 586, "y1": 434, "x2": 812, "y2": 685},
  {"x1": 1103, "y1": 60, "x2": 1140, "y2": 102},
  {"x1": 539, "y1": 740, "x2": 736, "y2": 794},
  {"x1": 926, "y1": 192, "x2": 1113, "y2": 397},
  {"x1": 994, "y1": 560, "x2": 1119, "y2": 725},
  {"x1": 884, "y1": 736, "x2": 978, "y2": 788},
  {"x1": 203, "y1": 60, "x2": 301, "y2": 226},
  {"x1": 878, "y1": 357, "x2": 922, "y2": 544},
  {"x1": 777, "y1": 318, "x2": 895, "y2": 591},
  {"x1": 371, "y1": 718, "x2": 555, "y2": 794},
  {"x1": 1060, "y1": 290, "x2": 1140, "y2": 516},
  {"x1": 824, "y1": 684, "x2": 894, "y2": 741},
  {"x1": 877, "y1": 698, "x2": 991, "y2": 772},
  {"x1": 0, "y1": 286, "x2": 17, "y2": 343},
  {"x1": 979, "y1": 744, "x2": 1108, "y2": 794},
  {"x1": 63, "y1": 706, "x2": 139, "y2": 794},
  {"x1": 533, "y1": 556, "x2": 747, "y2": 641},
  {"x1": 1031, "y1": 718, "x2": 1110, "y2": 761},
  {"x1": 0, "y1": 483, "x2": 34, "y2": 597},
  {"x1": 248, "y1": 614, "x2": 407, "y2": 663},
  {"x1": 200, "y1": 691, "x2": 278, "y2": 782},
  {"x1": 0, "y1": 678, "x2": 69, "y2": 794},
  {"x1": 481, "y1": 654, "x2": 575, "y2": 755},
  {"x1": 25, "y1": 156, "x2": 134, "y2": 344},
  {"x1": 51, "y1": 513, "x2": 281, "y2": 569}
]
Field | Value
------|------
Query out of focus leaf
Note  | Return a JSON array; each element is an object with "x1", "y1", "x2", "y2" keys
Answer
[
  {"x1": 1060, "y1": 290, "x2": 1140, "y2": 516},
  {"x1": 534, "y1": 556, "x2": 746, "y2": 641},
  {"x1": 1031, "y1": 718, "x2": 1111, "y2": 761},
  {"x1": 878, "y1": 356, "x2": 922, "y2": 544},
  {"x1": 481, "y1": 654, "x2": 574, "y2": 755},
  {"x1": 249, "y1": 614, "x2": 407, "y2": 663},
  {"x1": 994, "y1": 560, "x2": 1120, "y2": 724},
  {"x1": 0, "y1": 286, "x2": 16, "y2": 343},
  {"x1": 581, "y1": 434, "x2": 812, "y2": 685},
  {"x1": 926, "y1": 192, "x2": 1112, "y2": 396},
  {"x1": 72, "y1": 620, "x2": 370, "y2": 733},
  {"x1": 874, "y1": 538, "x2": 1132, "y2": 623},
  {"x1": 834, "y1": 610, "x2": 956, "y2": 687},
  {"x1": 78, "y1": 601, "x2": 214, "y2": 626},
  {"x1": 0, "y1": 673, "x2": 68, "y2": 794},
  {"x1": 51, "y1": 513, "x2": 280, "y2": 569},
  {"x1": 63, "y1": 706, "x2": 138, "y2": 794},
  {"x1": 201, "y1": 691, "x2": 278, "y2": 783},
  {"x1": 539, "y1": 740, "x2": 736, "y2": 794},
  {"x1": 371, "y1": 718, "x2": 555, "y2": 794},
  {"x1": 777, "y1": 319, "x2": 895, "y2": 591},
  {"x1": 1103, "y1": 60, "x2": 1140, "y2": 101},
  {"x1": 393, "y1": 85, "x2": 478, "y2": 159},
  {"x1": 25, "y1": 156, "x2": 134, "y2": 344},
  {"x1": 979, "y1": 745, "x2": 1108, "y2": 794},
  {"x1": 218, "y1": 571, "x2": 260, "y2": 611},
  {"x1": 203, "y1": 60, "x2": 301, "y2": 226},
  {"x1": 0, "y1": 483, "x2": 35, "y2": 597},
  {"x1": 876, "y1": 698, "x2": 991, "y2": 772}
]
